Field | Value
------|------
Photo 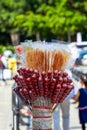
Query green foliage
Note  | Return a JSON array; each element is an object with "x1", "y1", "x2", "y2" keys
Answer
[
  {"x1": 0, "y1": 45, "x2": 14, "y2": 54},
  {"x1": 14, "y1": 0, "x2": 87, "y2": 40},
  {"x1": 6, "y1": 45, "x2": 15, "y2": 53},
  {"x1": 0, "y1": 0, "x2": 87, "y2": 41},
  {"x1": 0, "y1": 0, "x2": 26, "y2": 33},
  {"x1": 0, "y1": 45, "x2": 6, "y2": 54}
]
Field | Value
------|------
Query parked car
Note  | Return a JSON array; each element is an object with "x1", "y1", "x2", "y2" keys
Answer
[
  {"x1": 81, "y1": 51, "x2": 87, "y2": 65},
  {"x1": 75, "y1": 50, "x2": 87, "y2": 66},
  {"x1": 71, "y1": 65, "x2": 87, "y2": 81}
]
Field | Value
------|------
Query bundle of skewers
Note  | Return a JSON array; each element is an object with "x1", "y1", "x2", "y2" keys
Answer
[{"x1": 13, "y1": 42, "x2": 74, "y2": 130}]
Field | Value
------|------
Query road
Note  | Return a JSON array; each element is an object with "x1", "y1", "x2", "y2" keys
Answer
[{"x1": 0, "y1": 80, "x2": 13, "y2": 130}]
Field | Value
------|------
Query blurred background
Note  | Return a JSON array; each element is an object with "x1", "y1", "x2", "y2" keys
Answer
[
  {"x1": 0, "y1": 0, "x2": 87, "y2": 63},
  {"x1": 0, "y1": 0, "x2": 87, "y2": 45},
  {"x1": 0, "y1": 0, "x2": 87, "y2": 130}
]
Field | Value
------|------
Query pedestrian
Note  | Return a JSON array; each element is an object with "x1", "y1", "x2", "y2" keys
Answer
[
  {"x1": 0, "y1": 54, "x2": 8, "y2": 84},
  {"x1": 53, "y1": 100, "x2": 69, "y2": 130},
  {"x1": 8, "y1": 55, "x2": 17, "y2": 75},
  {"x1": 1, "y1": 54, "x2": 8, "y2": 69},
  {"x1": 53, "y1": 89, "x2": 75, "y2": 130},
  {"x1": 0, "y1": 54, "x2": 2, "y2": 69},
  {"x1": 59, "y1": 99, "x2": 70, "y2": 130},
  {"x1": 53, "y1": 69, "x2": 75, "y2": 130},
  {"x1": 73, "y1": 74, "x2": 87, "y2": 130}
]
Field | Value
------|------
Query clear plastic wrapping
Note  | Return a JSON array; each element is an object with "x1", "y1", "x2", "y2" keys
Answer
[{"x1": 15, "y1": 41, "x2": 74, "y2": 73}]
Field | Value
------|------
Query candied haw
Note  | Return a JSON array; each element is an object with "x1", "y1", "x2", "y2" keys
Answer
[
  {"x1": 58, "y1": 77, "x2": 63, "y2": 84},
  {"x1": 23, "y1": 88, "x2": 29, "y2": 95},
  {"x1": 67, "y1": 78, "x2": 73, "y2": 84},
  {"x1": 63, "y1": 77, "x2": 68, "y2": 83},
  {"x1": 63, "y1": 72, "x2": 68, "y2": 77},
  {"x1": 41, "y1": 71, "x2": 46, "y2": 78}
]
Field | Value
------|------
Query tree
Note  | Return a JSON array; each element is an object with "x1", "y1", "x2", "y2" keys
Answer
[
  {"x1": 0, "y1": 0, "x2": 87, "y2": 43},
  {"x1": 0, "y1": 0, "x2": 28, "y2": 44},
  {"x1": 15, "y1": 0, "x2": 87, "y2": 41}
]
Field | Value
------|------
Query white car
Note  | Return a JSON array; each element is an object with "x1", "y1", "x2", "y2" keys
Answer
[
  {"x1": 75, "y1": 50, "x2": 87, "y2": 66},
  {"x1": 69, "y1": 42, "x2": 87, "y2": 66},
  {"x1": 81, "y1": 54, "x2": 87, "y2": 65}
]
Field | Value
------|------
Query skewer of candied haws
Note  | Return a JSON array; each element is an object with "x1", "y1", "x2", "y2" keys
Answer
[
  {"x1": 13, "y1": 75, "x2": 23, "y2": 88},
  {"x1": 13, "y1": 87, "x2": 21, "y2": 96},
  {"x1": 20, "y1": 87, "x2": 31, "y2": 102},
  {"x1": 26, "y1": 77, "x2": 37, "y2": 96},
  {"x1": 51, "y1": 84, "x2": 61, "y2": 104},
  {"x1": 29, "y1": 90, "x2": 37, "y2": 102},
  {"x1": 17, "y1": 67, "x2": 27, "y2": 78},
  {"x1": 53, "y1": 70, "x2": 63, "y2": 84},
  {"x1": 31, "y1": 74, "x2": 39, "y2": 96},
  {"x1": 23, "y1": 68, "x2": 33, "y2": 78},
  {"x1": 15, "y1": 75, "x2": 28, "y2": 89},
  {"x1": 67, "y1": 78, "x2": 73, "y2": 84},
  {"x1": 19, "y1": 75, "x2": 28, "y2": 88},
  {"x1": 38, "y1": 77, "x2": 44, "y2": 97},
  {"x1": 47, "y1": 70, "x2": 52, "y2": 81},
  {"x1": 65, "y1": 84, "x2": 74, "y2": 96},
  {"x1": 58, "y1": 84, "x2": 74, "y2": 103},
  {"x1": 31, "y1": 74, "x2": 38, "y2": 86},
  {"x1": 23, "y1": 76, "x2": 38, "y2": 100},
  {"x1": 17, "y1": 67, "x2": 34, "y2": 78},
  {"x1": 26, "y1": 77, "x2": 32, "y2": 89},
  {"x1": 27, "y1": 68, "x2": 34, "y2": 77},
  {"x1": 57, "y1": 83, "x2": 68, "y2": 103},
  {"x1": 30, "y1": 84, "x2": 38, "y2": 99},
  {"x1": 34, "y1": 69, "x2": 40, "y2": 78},
  {"x1": 53, "y1": 70, "x2": 59, "y2": 83},
  {"x1": 58, "y1": 71, "x2": 68, "y2": 84},
  {"x1": 15, "y1": 72, "x2": 38, "y2": 101},
  {"x1": 62, "y1": 71, "x2": 68, "y2": 77},
  {"x1": 41, "y1": 71, "x2": 47, "y2": 81},
  {"x1": 44, "y1": 77, "x2": 50, "y2": 98},
  {"x1": 49, "y1": 78, "x2": 56, "y2": 98},
  {"x1": 14, "y1": 87, "x2": 29, "y2": 105},
  {"x1": 13, "y1": 67, "x2": 74, "y2": 108},
  {"x1": 22, "y1": 87, "x2": 37, "y2": 102}
]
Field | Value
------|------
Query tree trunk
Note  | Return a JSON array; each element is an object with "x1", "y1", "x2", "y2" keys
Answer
[
  {"x1": 10, "y1": 32, "x2": 20, "y2": 45},
  {"x1": 67, "y1": 30, "x2": 71, "y2": 43},
  {"x1": 36, "y1": 32, "x2": 41, "y2": 41}
]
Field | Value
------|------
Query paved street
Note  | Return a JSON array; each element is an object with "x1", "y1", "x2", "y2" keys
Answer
[
  {"x1": 0, "y1": 80, "x2": 13, "y2": 130},
  {"x1": 0, "y1": 78, "x2": 86, "y2": 130}
]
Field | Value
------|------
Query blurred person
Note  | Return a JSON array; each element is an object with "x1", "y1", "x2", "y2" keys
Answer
[
  {"x1": 0, "y1": 54, "x2": 3, "y2": 70},
  {"x1": 8, "y1": 55, "x2": 17, "y2": 75},
  {"x1": 0, "y1": 54, "x2": 8, "y2": 84},
  {"x1": 1, "y1": 50, "x2": 13, "y2": 69},
  {"x1": 12, "y1": 53, "x2": 24, "y2": 69},
  {"x1": 60, "y1": 99, "x2": 70, "y2": 130},
  {"x1": 17, "y1": 93, "x2": 32, "y2": 130},
  {"x1": 3, "y1": 50, "x2": 12, "y2": 58},
  {"x1": 53, "y1": 89, "x2": 75, "y2": 130},
  {"x1": 0, "y1": 54, "x2": 3, "y2": 80},
  {"x1": 73, "y1": 74, "x2": 87, "y2": 130},
  {"x1": 20, "y1": 105, "x2": 32, "y2": 130},
  {"x1": 53, "y1": 69, "x2": 75, "y2": 130},
  {"x1": 1, "y1": 54, "x2": 8, "y2": 69}
]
